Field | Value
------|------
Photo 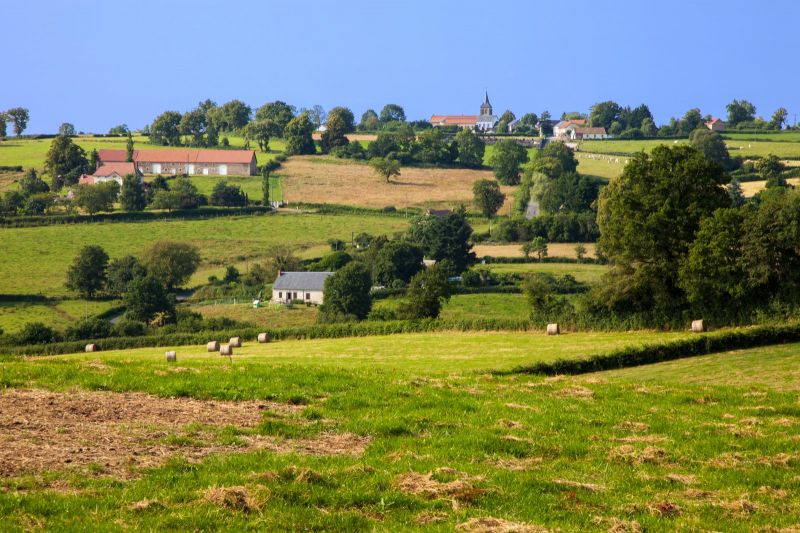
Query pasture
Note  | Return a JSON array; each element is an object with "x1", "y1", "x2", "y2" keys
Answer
[
  {"x1": 486, "y1": 262, "x2": 608, "y2": 284},
  {"x1": 278, "y1": 156, "x2": 514, "y2": 210},
  {"x1": 0, "y1": 213, "x2": 408, "y2": 297},
  {"x1": 0, "y1": 135, "x2": 284, "y2": 171},
  {"x1": 1, "y1": 331, "x2": 797, "y2": 530},
  {"x1": 579, "y1": 137, "x2": 800, "y2": 160},
  {"x1": 473, "y1": 242, "x2": 597, "y2": 260}
]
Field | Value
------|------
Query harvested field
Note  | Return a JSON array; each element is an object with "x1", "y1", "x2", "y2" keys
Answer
[
  {"x1": 473, "y1": 242, "x2": 596, "y2": 259},
  {"x1": 0, "y1": 389, "x2": 365, "y2": 478},
  {"x1": 740, "y1": 177, "x2": 800, "y2": 197},
  {"x1": 278, "y1": 156, "x2": 513, "y2": 210}
]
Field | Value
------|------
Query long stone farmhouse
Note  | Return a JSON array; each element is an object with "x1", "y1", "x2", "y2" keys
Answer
[
  {"x1": 272, "y1": 271, "x2": 333, "y2": 305},
  {"x1": 98, "y1": 148, "x2": 257, "y2": 176}
]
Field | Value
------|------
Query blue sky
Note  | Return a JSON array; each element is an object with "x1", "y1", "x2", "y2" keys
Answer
[{"x1": 3, "y1": 0, "x2": 798, "y2": 133}]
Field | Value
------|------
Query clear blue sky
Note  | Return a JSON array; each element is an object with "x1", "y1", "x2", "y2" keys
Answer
[{"x1": 3, "y1": 0, "x2": 798, "y2": 133}]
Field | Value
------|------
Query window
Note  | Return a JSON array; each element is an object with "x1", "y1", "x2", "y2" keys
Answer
[
  {"x1": 278, "y1": 292, "x2": 282, "y2": 299},
  {"x1": 305, "y1": 293, "x2": 310, "y2": 300}
]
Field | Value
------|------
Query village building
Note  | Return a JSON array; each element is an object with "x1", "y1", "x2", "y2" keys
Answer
[
  {"x1": 271, "y1": 271, "x2": 333, "y2": 305},
  {"x1": 553, "y1": 119, "x2": 588, "y2": 138},
  {"x1": 429, "y1": 93, "x2": 499, "y2": 131},
  {"x1": 570, "y1": 127, "x2": 610, "y2": 140},
  {"x1": 78, "y1": 162, "x2": 142, "y2": 186},
  {"x1": 98, "y1": 148, "x2": 257, "y2": 176},
  {"x1": 705, "y1": 118, "x2": 726, "y2": 131}
]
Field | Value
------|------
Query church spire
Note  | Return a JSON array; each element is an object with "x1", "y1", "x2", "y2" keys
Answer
[{"x1": 480, "y1": 92, "x2": 492, "y2": 116}]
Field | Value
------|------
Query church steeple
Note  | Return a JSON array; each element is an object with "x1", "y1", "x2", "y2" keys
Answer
[{"x1": 480, "y1": 92, "x2": 492, "y2": 116}]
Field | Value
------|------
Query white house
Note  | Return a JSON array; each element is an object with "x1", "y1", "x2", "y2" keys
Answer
[
  {"x1": 705, "y1": 118, "x2": 726, "y2": 131},
  {"x1": 553, "y1": 119, "x2": 587, "y2": 138},
  {"x1": 272, "y1": 271, "x2": 333, "y2": 305},
  {"x1": 78, "y1": 162, "x2": 142, "y2": 186},
  {"x1": 570, "y1": 127, "x2": 610, "y2": 140}
]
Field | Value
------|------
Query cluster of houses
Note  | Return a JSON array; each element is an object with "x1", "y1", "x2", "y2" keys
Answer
[
  {"x1": 79, "y1": 148, "x2": 257, "y2": 185},
  {"x1": 429, "y1": 93, "x2": 503, "y2": 132}
]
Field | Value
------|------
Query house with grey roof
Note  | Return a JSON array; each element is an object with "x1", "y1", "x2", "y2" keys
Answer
[{"x1": 271, "y1": 271, "x2": 333, "y2": 305}]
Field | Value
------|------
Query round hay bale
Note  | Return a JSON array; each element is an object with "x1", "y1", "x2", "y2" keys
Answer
[
  {"x1": 257, "y1": 332, "x2": 270, "y2": 343},
  {"x1": 546, "y1": 323, "x2": 560, "y2": 336},
  {"x1": 220, "y1": 344, "x2": 233, "y2": 356},
  {"x1": 207, "y1": 341, "x2": 220, "y2": 352},
  {"x1": 85, "y1": 343, "x2": 98, "y2": 353},
  {"x1": 691, "y1": 319, "x2": 706, "y2": 333},
  {"x1": 229, "y1": 337, "x2": 242, "y2": 348},
  {"x1": 165, "y1": 350, "x2": 177, "y2": 362}
]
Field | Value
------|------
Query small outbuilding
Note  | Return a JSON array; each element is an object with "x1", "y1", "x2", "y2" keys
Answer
[{"x1": 272, "y1": 271, "x2": 333, "y2": 305}]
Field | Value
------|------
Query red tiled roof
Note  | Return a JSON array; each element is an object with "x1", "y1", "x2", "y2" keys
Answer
[
  {"x1": 93, "y1": 162, "x2": 137, "y2": 177},
  {"x1": 430, "y1": 115, "x2": 478, "y2": 126},
  {"x1": 556, "y1": 119, "x2": 587, "y2": 129},
  {"x1": 99, "y1": 148, "x2": 255, "y2": 164},
  {"x1": 575, "y1": 127, "x2": 607, "y2": 135}
]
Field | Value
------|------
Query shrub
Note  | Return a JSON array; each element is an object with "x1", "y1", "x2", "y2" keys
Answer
[
  {"x1": 113, "y1": 318, "x2": 147, "y2": 337},
  {"x1": 15, "y1": 322, "x2": 61, "y2": 344},
  {"x1": 65, "y1": 317, "x2": 113, "y2": 341}
]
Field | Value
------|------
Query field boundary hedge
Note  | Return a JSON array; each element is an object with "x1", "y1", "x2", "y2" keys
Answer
[
  {"x1": 0, "y1": 206, "x2": 273, "y2": 227},
  {"x1": 5, "y1": 318, "x2": 532, "y2": 356},
  {"x1": 498, "y1": 323, "x2": 800, "y2": 376}
]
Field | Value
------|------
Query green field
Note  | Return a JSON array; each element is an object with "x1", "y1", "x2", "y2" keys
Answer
[
  {"x1": 0, "y1": 213, "x2": 408, "y2": 297},
  {"x1": 486, "y1": 262, "x2": 608, "y2": 284},
  {"x1": 579, "y1": 138, "x2": 800, "y2": 159},
  {"x1": 1, "y1": 331, "x2": 797, "y2": 531},
  {"x1": 723, "y1": 131, "x2": 800, "y2": 142},
  {"x1": 0, "y1": 135, "x2": 285, "y2": 171},
  {"x1": 0, "y1": 298, "x2": 120, "y2": 334},
  {"x1": 373, "y1": 293, "x2": 529, "y2": 323}
]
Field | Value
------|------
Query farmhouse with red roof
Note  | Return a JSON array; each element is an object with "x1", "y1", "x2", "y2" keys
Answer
[
  {"x1": 98, "y1": 148, "x2": 257, "y2": 176},
  {"x1": 78, "y1": 162, "x2": 142, "y2": 186}
]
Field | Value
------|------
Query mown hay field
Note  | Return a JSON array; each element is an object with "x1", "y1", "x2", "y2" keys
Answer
[
  {"x1": 473, "y1": 242, "x2": 597, "y2": 260},
  {"x1": 740, "y1": 177, "x2": 800, "y2": 197},
  {"x1": 0, "y1": 213, "x2": 408, "y2": 296},
  {"x1": 278, "y1": 156, "x2": 514, "y2": 210},
  {"x1": 0, "y1": 332, "x2": 797, "y2": 530},
  {"x1": 579, "y1": 138, "x2": 800, "y2": 159}
]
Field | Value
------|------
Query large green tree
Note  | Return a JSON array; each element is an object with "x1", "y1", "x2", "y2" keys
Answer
[
  {"x1": 65, "y1": 245, "x2": 109, "y2": 298},
  {"x1": 726, "y1": 99, "x2": 756, "y2": 127},
  {"x1": 455, "y1": 128, "x2": 485, "y2": 168},
  {"x1": 319, "y1": 112, "x2": 350, "y2": 153},
  {"x1": 489, "y1": 140, "x2": 529, "y2": 185},
  {"x1": 327, "y1": 106, "x2": 355, "y2": 133},
  {"x1": 44, "y1": 135, "x2": 88, "y2": 189},
  {"x1": 536, "y1": 172, "x2": 600, "y2": 214},
  {"x1": 150, "y1": 111, "x2": 182, "y2": 146},
  {"x1": 689, "y1": 129, "x2": 734, "y2": 170},
  {"x1": 318, "y1": 262, "x2": 373, "y2": 321},
  {"x1": 106, "y1": 255, "x2": 148, "y2": 297},
  {"x1": 284, "y1": 112, "x2": 316, "y2": 155},
  {"x1": 18, "y1": 168, "x2": 49, "y2": 196},
  {"x1": 379, "y1": 104, "x2": 406, "y2": 123},
  {"x1": 74, "y1": 181, "x2": 119, "y2": 214},
  {"x1": 472, "y1": 179, "x2": 505, "y2": 220},
  {"x1": 6, "y1": 107, "x2": 29, "y2": 136},
  {"x1": 371, "y1": 241, "x2": 424, "y2": 285},
  {"x1": 124, "y1": 275, "x2": 175, "y2": 323},
  {"x1": 369, "y1": 157, "x2": 400, "y2": 182},
  {"x1": 407, "y1": 208, "x2": 475, "y2": 274},
  {"x1": 589, "y1": 101, "x2": 621, "y2": 130},
  {"x1": 770, "y1": 107, "x2": 788, "y2": 130},
  {"x1": 141, "y1": 241, "x2": 201, "y2": 290},
  {"x1": 255, "y1": 101, "x2": 296, "y2": 137},
  {"x1": 398, "y1": 264, "x2": 452, "y2": 319},
  {"x1": 596, "y1": 145, "x2": 729, "y2": 313},
  {"x1": 120, "y1": 174, "x2": 146, "y2": 211},
  {"x1": 359, "y1": 109, "x2": 379, "y2": 131}
]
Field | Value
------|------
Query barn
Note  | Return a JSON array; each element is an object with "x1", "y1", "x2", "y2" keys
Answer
[
  {"x1": 98, "y1": 148, "x2": 257, "y2": 176},
  {"x1": 78, "y1": 162, "x2": 142, "y2": 186},
  {"x1": 271, "y1": 271, "x2": 333, "y2": 305}
]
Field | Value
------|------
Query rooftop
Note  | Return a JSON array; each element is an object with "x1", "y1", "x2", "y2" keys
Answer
[
  {"x1": 99, "y1": 148, "x2": 255, "y2": 164},
  {"x1": 272, "y1": 271, "x2": 334, "y2": 292}
]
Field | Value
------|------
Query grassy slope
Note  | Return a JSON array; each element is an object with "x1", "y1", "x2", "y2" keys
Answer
[
  {"x1": 0, "y1": 135, "x2": 284, "y2": 170},
  {"x1": 486, "y1": 262, "x2": 608, "y2": 284},
  {"x1": 1, "y1": 332, "x2": 798, "y2": 530},
  {"x1": 579, "y1": 138, "x2": 800, "y2": 159},
  {"x1": 0, "y1": 298, "x2": 119, "y2": 333},
  {"x1": 598, "y1": 341, "x2": 800, "y2": 391},
  {"x1": 0, "y1": 213, "x2": 408, "y2": 296}
]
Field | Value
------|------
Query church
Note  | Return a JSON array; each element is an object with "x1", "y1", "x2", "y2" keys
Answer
[{"x1": 429, "y1": 93, "x2": 499, "y2": 132}]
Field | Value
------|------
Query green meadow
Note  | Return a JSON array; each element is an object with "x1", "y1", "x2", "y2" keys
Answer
[
  {"x1": 0, "y1": 135, "x2": 284, "y2": 171},
  {"x1": 0, "y1": 332, "x2": 797, "y2": 531},
  {"x1": 579, "y1": 137, "x2": 800, "y2": 159},
  {"x1": 0, "y1": 213, "x2": 408, "y2": 297}
]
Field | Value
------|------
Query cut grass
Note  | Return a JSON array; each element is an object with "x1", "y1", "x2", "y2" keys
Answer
[
  {"x1": 0, "y1": 212, "x2": 408, "y2": 296},
  {"x1": 278, "y1": 155, "x2": 514, "y2": 211},
  {"x1": 473, "y1": 243, "x2": 597, "y2": 260},
  {"x1": 740, "y1": 178, "x2": 800, "y2": 197},
  {"x1": 0, "y1": 331, "x2": 798, "y2": 530}
]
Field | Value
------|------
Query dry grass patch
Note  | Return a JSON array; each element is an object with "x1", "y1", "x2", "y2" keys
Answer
[
  {"x1": 552, "y1": 479, "x2": 606, "y2": 492},
  {"x1": 647, "y1": 500, "x2": 681, "y2": 517},
  {"x1": 394, "y1": 467, "x2": 486, "y2": 502},
  {"x1": 485, "y1": 456, "x2": 543, "y2": 471},
  {"x1": 456, "y1": 516, "x2": 548, "y2": 532},
  {"x1": 592, "y1": 516, "x2": 642, "y2": 533},
  {"x1": 202, "y1": 485, "x2": 260, "y2": 513},
  {"x1": 608, "y1": 445, "x2": 669, "y2": 465},
  {"x1": 279, "y1": 156, "x2": 512, "y2": 209},
  {"x1": 665, "y1": 473, "x2": 697, "y2": 485},
  {"x1": 242, "y1": 431, "x2": 370, "y2": 457},
  {"x1": 552, "y1": 386, "x2": 595, "y2": 399},
  {"x1": 415, "y1": 511, "x2": 449, "y2": 525}
]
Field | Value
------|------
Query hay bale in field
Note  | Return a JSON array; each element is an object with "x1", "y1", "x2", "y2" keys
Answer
[
  {"x1": 546, "y1": 323, "x2": 560, "y2": 336},
  {"x1": 691, "y1": 319, "x2": 706, "y2": 333},
  {"x1": 165, "y1": 350, "x2": 177, "y2": 362},
  {"x1": 207, "y1": 341, "x2": 220, "y2": 352},
  {"x1": 257, "y1": 332, "x2": 270, "y2": 343},
  {"x1": 220, "y1": 344, "x2": 233, "y2": 356},
  {"x1": 85, "y1": 343, "x2": 98, "y2": 353},
  {"x1": 229, "y1": 337, "x2": 242, "y2": 348}
]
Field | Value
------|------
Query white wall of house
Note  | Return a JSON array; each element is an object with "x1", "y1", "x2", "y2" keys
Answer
[{"x1": 272, "y1": 288, "x2": 324, "y2": 305}]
